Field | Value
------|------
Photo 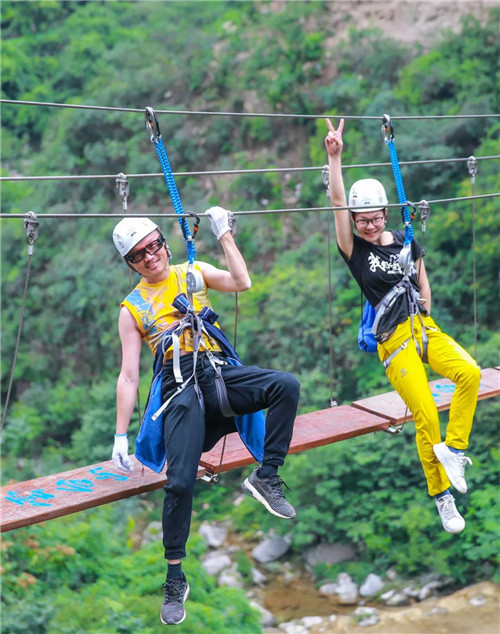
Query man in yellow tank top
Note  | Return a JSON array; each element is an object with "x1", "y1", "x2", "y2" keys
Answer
[{"x1": 111, "y1": 208, "x2": 300, "y2": 626}]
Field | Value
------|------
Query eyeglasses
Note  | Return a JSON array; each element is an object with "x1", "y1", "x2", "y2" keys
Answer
[
  {"x1": 353, "y1": 215, "x2": 385, "y2": 228},
  {"x1": 125, "y1": 236, "x2": 165, "y2": 264}
]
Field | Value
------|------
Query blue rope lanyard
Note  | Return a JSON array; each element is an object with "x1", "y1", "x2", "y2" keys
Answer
[
  {"x1": 145, "y1": 107, "x2": 196, "y2": 265},
  {"x1": 382, "y1": 114, "x2": 414, "y2": 247}
]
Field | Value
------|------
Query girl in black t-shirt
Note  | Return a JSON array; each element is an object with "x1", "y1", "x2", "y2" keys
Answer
[{"x1": 325, "y1": 118, "x2": 480, "y2": 534}]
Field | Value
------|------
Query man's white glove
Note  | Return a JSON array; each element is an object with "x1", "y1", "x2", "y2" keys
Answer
[
  {"x1": 112, "y1": 434, "x2": 134, "y2": 472},
  {"x1": 204, "y1": 206, "x2": 232, "y2": 240}
]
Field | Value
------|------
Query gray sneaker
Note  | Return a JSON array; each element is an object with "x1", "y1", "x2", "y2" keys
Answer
[
  {"x1": 160, "y1": 574, "x2": 190, "y2": 625},
  {"x1": 242, "y1": 467, "x2": 296, "y2": 519}
]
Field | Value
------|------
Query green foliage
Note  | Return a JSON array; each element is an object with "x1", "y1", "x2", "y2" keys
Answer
[
  {"x1": 1, "y1": 507, "x2": 262, "y2": 634},
  {"x1": 1, "y1": 1, "x2": 499, "y2": 625}
]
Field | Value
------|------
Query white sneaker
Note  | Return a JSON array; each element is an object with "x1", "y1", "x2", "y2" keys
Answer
[
  {"x1": 435, "y1": 494, "x2": 465, "y2": 534},
  {"x1": 433, "y1": 442, "x2": 472, "y2": 494}
]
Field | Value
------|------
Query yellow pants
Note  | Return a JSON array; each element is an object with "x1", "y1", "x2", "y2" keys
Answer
[{"x1": 377, "y1": 315, "x2": 481, "y2": 496}]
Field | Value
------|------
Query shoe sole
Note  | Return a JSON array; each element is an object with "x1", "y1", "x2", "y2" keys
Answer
[
  {"x1": 433, "y1": 444, "x2": 467, "y2": 494},
  {"x1": 160, "y1": 583, "x2": 190, "y2": 626},
  {"x1": 443, "y1": 521, "x2": 465, "y2": 534},
  {"x1": 242, "y1": 478, "x2": 295, "y2": 520}
]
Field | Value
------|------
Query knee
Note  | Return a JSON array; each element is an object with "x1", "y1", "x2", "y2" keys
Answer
[
  {"x1": 164, "y1": 471, "x2": 195, "y2": 499},
  {"x1": 277, "y1": 372, "x2": 301, "y2": 399},
  {"x1": 457, "y1": 362, "x2": 481, "y2": 388}
]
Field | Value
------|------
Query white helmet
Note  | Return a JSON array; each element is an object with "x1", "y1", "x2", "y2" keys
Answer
[
  {"x1": 113, "y1": 217, "x2": 159, "y2": 257},
  {"x1": 348, "y1": 178, "x2": 388, "y2": 212}
]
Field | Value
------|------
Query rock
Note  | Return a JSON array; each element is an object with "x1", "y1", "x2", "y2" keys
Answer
[
  {"x1": 469, "y1": 593, "x2": 487, "y2": 607},
  {"x1": 337, "y1": 572, "x2": 359, "y2": 605},
  {"x1": 418, "y1": 585, "x2": 432, "y2": 601},
  {"x1": 278, "y1": 622, "x2": 308, "y2": 634},
  {"x1": 305, "y1": 543, "x2": 356, "y2": 567},
  {"x1": 380, "y1": 589, "x2": 395, "y2": 601},
  {"x1": 385, "y1": 591, "x2": 410, "y2": 607},
  {"x1": 319, "y1": 582, "x2": 338, "y2": 595},
  {"x1": 202, "y1": 553, "x2": 232, "y2": 576},
  {"x1": 354, "y1": 606, "x2": 380, "y2": 627},
  {"x1": 301, "y1": 616, "x2": 323, "y2": 628},
  {"x1": 252, "y1": 536, "x2": 291, "y2": 563},
  {"x1": 360, "y1": 573, "x2": 385, "y2": 597},
  {"x1": 141, "y1": 521, "x2": 163, "y2": 545},
  {"x1": 198, "y1": 521, "x2": 227, "y2": 548},
  {"x1": 250, "y1": 601, "x2": 276, "y2": 627},
  {"x1": 218, "y1": 564, "x2": 243, "y2": 588},
  {"x1": 385, "y1": 567, "x2": 397, "y2": 581},
  {"x1": 251, "y1": 567, "x2": 268, "y2": 585}
]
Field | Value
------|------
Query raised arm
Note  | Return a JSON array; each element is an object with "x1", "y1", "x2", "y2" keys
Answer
[
  {"x1": 325, "y1": 118, "x2": 354, "y2": 259},
  {"x1": 201, "y1": 206, "x2": 252, "y2": 292}
]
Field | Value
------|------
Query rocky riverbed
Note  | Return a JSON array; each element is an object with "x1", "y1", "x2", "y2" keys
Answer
[{"x1": 143, "y1": 518, "x2": 499, "y2": 632}]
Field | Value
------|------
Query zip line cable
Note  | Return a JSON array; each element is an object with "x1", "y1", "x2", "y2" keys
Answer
[
  {"x1": 1, "y1": 193, "x2": 498, "y2": 221},
  {"x1": 1, "y1": 98, "x2": 499, "y2": 121},
  {"x1": 1, "y1": 156, "x2": 498, "y2": 183}
]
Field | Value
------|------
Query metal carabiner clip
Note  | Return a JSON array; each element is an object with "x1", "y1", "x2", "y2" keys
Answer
[
  {"x1": 381, "y1": 113, "x2": 394, "y2": 143},
  {"x1": 145, "y1": 106, "x2": 161, "y2": 143}
]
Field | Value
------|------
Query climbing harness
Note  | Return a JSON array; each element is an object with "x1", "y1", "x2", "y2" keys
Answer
[
  {"x1": 135, "y1": 293, "x2": 266, "y2": 474},
  {"x1": 1, "y1": 212, "x2": 39, "y2": 432}
]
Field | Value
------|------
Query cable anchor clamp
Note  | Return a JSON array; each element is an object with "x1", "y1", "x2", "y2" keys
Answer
[
  {"x1": 321, "y1": 164, "x2": 330, "y2": 197},
  {"x1": 24, "y1": 211, "x2": 39, "y2": 256},
  {"x1": 467, "y1": 155, "x2": 477, "y2": 183},
  {"x1": 381, "y1": 113, "x2": 394, "y2": 143},
  {"x1": 145, "y1": 106, "x2": 161, "y2": 143},
  {"x1": 417, "y1": 200, "x2": 430, "y2": 232},
  {"x1": 228, "y1": 210, "x2": 237, "y2": 237},
  {"x1": 115, "y1": 173, "x2": 129, "y2": 211},
  {"x1": 384, "y1": 423, "x2": 404, "y2": 434}
]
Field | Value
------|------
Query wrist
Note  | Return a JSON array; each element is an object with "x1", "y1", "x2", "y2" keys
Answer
[{"x1": 114, "y1": 433, "x2": 128, "y2": 437}]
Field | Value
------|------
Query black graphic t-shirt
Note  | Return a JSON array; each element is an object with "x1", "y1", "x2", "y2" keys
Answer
[{"x1": 339, "y1": 230, "x2": 427, "y2": 336}]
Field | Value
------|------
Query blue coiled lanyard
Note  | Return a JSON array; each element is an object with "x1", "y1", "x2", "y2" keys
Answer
[
  {"x1": 144, "y1": 106, "x2": 203, "y2": 296},
  {"x1": 381, "y1": 114, "x2": 415, "y2": 272}
]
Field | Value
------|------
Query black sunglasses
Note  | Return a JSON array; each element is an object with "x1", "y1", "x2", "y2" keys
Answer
[{"x1": 125, "y1": 235, "x2": 166, "y2": 264}]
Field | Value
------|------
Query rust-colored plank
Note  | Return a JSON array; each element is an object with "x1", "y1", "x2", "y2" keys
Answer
[
  {"x1": 352, "y1": 367, "x2": 500, "y2": 424},
  {"x1": 199, "y1": 405, "x2": 391, "y2": 474},
  {"x1": 0, "y1": 457, "x2": 205, "y2": 533}
]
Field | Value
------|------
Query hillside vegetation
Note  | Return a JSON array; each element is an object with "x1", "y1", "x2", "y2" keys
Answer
[{"x1": 1, "y1": 2, "x2": 499, "y2": 633}]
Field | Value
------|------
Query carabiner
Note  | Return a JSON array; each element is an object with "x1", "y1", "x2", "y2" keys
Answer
[
  {"x1": 145, "y1": 106, "x2": 161, "y2": 143},
  {"x1": 381, "y1": 113, "x2": 394, "y2": 143},
  {"x1": 402, "y1": 200, "x2": 416, "y2": 224},
  {"x1": 185, "y1": 210, "x2": 200, "y2": 241}
]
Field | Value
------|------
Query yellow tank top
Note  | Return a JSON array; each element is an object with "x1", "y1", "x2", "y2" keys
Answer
[{"x1": 121, "y1": 262, "x2": 222, "y2": 357}]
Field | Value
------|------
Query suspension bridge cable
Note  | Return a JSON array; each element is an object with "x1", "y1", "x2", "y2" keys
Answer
[
  {"x1": 1, "y1": 156, "x2": 498, "y2": 183},
  {"x1": 1, "y1": 193, "x2": 498, "y2": 221},
  {"x1": 1, "y1": 98, "x2": 499, "y2": 121}
]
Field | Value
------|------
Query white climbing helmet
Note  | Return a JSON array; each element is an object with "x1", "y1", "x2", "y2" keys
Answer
[
  {"x1": 348, "y1": 178, "x2": 388, "y2": 212},
  {"x1": 113, "y1": 217, "x2": 159, "y2": 257}
]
